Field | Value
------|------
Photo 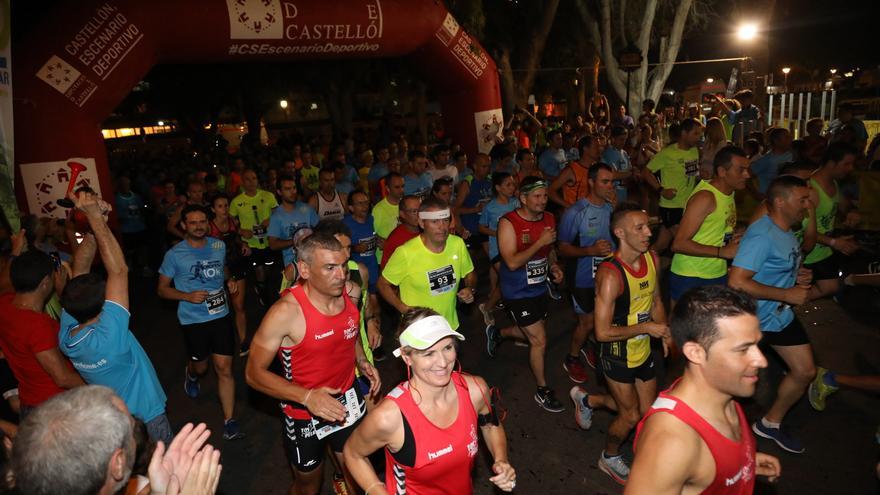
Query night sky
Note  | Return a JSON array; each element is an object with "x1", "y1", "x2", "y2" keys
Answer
[{"x1": 673, "y1": 0, "x2": 875, "y2": 88}]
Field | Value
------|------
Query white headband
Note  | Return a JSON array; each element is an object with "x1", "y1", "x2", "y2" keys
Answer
[{"x1": 418, "y1": 209, "x2": 451, "y2": 220}]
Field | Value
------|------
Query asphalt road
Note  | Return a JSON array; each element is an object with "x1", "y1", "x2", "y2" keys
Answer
[{"x1": 128, "y1": 256, "x2": 880, "y2": 495}]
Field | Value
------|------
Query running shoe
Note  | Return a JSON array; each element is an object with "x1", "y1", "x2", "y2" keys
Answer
[
  {"x1": 239, "y1": 341, "x2": 250, "y2": 358},
  {"x1": 485, "y1": 325, "x2": 501, "y2": 358},
  {"x1": 580, "y1": 342, "x2": 597, "y2": 370},
  {"x1": 223, "y1": 418, "x2": 246, "y2": 440},
  {"x1": 569, "y1": 386, "x2": 593, "y2": 430},
  {"x1": 534, "y1": 387, "x2": 564, "y2": 413},
  {"x1": 808, "y1": 367, "x2": 839, "y2": 412},
  {"x1": 598, "y1": 451, "x2": 630, "y2": 485},
  {"x1": 546, "y1": 280, "x2": 562, "y2": 301},
  {"x1": 563, "y1": 355, "x2": 588, "y2": 383},
  {"x1": 752, "y1": 421, "x2": 805, "y2": 454},
  {"x1": 478, "y1": 302, "x2": 495, "y2": 326},
  {"x1": 332, "y1": 473, "x2": 350, "y2": 495},
  {"x1": 184, "y1": 367, "x2": 200, "y2": 399}
]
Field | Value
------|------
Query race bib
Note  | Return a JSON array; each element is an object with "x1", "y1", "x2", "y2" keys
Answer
[
  {"x1": 526, "y1": 257, "x2": 548, "y2": 285},
  {"x1": 684, "y1": 159, "x2": 699, "y2": 177},
  {"x1": 427, "y1": 265, "x2": 456, "y2": 295},
  {"x1": 358, "y1": 235, "x2": 377, "y2": 256},
  {"x1": 205, "y1": 289, "x2": 227, "y2": 315},
  {"x1": 637, "y1": 311, "x2": 650, "y2": 324},
  {"x1": 591, "y1": 256, "x2": 605, "y2": 278},
  {"x1": 311, "y1": 387, "x2": 365, "y2": 440}
]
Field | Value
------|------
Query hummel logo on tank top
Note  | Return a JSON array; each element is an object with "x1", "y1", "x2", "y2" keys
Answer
[
  {"x1": 427, "y1": 444, "x2": 453, "y2": 460},
  {"x1": 314, "y1": 330, "x2": 334, "y2": 340}
]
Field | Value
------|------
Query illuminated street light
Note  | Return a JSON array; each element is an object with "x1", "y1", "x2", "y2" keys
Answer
[
  {"x1": 844, "y1": 71, "x2": 854, "y2": 78},
  {"x1": 829, "y1": 68, "x2": 837, "y2": 75},
  {"x1": 279, "y1": 99, "x2": 289, "y2": 109},
  {"x1": 157, "y1": 120, "x2": 164, "y2": 126},
  {"x1": 781, "y1": 67, "x2": 791, "y2": 92},
  {"x1": 706, "y1": 78, "x2": 714, "y2": 83},
  {"x1": 736, "y1": 23, "x2": 758, "y2": 41}
]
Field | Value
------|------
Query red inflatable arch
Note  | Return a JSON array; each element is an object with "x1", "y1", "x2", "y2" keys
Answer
[{"x1": 13, "y1": 0, "x2": 503, "y2": 217}]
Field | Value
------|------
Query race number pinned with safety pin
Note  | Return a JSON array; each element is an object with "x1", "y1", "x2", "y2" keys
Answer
[{"x1": 311, "y1": 387, "x2": 365, "y2": 440}]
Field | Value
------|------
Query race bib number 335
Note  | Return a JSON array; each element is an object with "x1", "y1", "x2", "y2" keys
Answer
[{"x1": 526, "y1": 258, "x2": 548, "y2": 285}]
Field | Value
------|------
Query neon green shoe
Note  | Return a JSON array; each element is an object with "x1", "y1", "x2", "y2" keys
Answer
[{"x1": 808, "y1": 367, "x2": 839, "y2": 411}]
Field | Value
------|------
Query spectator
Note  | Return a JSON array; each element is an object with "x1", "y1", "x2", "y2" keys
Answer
[
  {"x1": 0, "y1": 250, "x2": 84, "y2": 419},
  {"x1": 12, "y1": 385, "x2": 221, "y2": 495},
  {"x1": 59, "y1": 191, "x2": 171, "y2": 443},
  {"x1": 730, "y1": 89, "x2": 763, "y2": 147},
  {"x1": 828, "y1": 103, "x2": 868, "y2": 152}
]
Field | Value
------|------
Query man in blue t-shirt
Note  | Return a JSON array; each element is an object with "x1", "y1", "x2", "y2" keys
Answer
[
  {"x1": 538, "y1": 130, "x2": 567, "y2": 179},
  {"x1": 403, "y1": 150, "x2": 434, "y2": 198},
  {"x1": 601, "y1": 126, "x2": 633, "y2": 204},
  {"x1": 730, "y1": 175, "x2": 817, "y2": 454},
  {"x1": 343, "y1": 190, "x2": 380, "y2": 295},
  {"x1": 558, "y1": 164, "x2": 615, "y2": 384},
  {"x1": 751, "y1": 128, "x2": 792, "y2": 195},
  {"x1": 58, "y1": 191, "x2": 170, "y2": 443},
  {"x1": 158, "y1": 204, "x2": 245, "y2": 441},
  {"x1": 269, "y1": 174, "x2": 319, "y2": 284},
  {"x1": 114, "y1": 176, "x2": 149, "y2": 274}
]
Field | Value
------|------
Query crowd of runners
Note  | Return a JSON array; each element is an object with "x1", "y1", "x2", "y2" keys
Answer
[{"x1": 0, "y1": 94, "x2": 877, "y2": 494}]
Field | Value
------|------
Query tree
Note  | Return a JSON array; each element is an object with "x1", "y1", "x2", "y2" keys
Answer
[
  {"x1": 576, "y1": 0, "x2": 711, "y2": 116},
  {"x1": 449, "y1": 0, "x2": 561, "y2": 117}
]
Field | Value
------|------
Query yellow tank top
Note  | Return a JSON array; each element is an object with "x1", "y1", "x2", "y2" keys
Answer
[
  {"x1": 670, "y1": 180, "x2": 736, "y2": 279},
  {"x1": 601, "y1": 252, "x2": 657, "y2": 368}
]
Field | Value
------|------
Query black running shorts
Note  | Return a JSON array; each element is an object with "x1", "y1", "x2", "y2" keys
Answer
[{"x1": 181, "y1": 314, "x2": 236, "y2": 361}]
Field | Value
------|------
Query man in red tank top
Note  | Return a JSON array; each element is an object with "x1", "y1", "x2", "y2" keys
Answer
[
  {"x1": 626, "y1": 286, "x2": 781, "y2": 494},
  {"x1": 246, "y1": 231, "x2": 380, "y2": 495}
]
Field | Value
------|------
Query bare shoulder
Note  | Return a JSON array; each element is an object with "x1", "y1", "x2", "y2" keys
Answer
[
  {"x1": 638, "y1": 411, "x2": 702, "y2": 458},
  {"x1": 258, "y1": 291, "x2": 304, "y2": 339},
  {"x1": 368, "y1": 395, "x2": 404, "y2": 434},
  {"x1": 461, "y1": 374, "x2": 492, "y2": 412}
]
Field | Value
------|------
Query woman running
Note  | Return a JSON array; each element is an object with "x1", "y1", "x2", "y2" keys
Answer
[
  {"x1": 344, "y1": 308, "x2": 516, "y2": 494},
  {"x1": 209, "y1": 193, "x2": 250, "y2": 356}
]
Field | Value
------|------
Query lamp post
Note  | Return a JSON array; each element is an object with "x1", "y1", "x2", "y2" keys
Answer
[{"x1": 781, "y1": 67, "x2": 790, "y2": 92}]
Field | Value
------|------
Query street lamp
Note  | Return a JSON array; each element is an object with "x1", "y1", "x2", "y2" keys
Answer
[
  {"x1": 829, "y1": 68, "x2": 837, "y2": 75},
  {"x1": 781, "y1": 67, "x2": 790, "y2": 92},
  {"x1": 736, "y1": 23, "x2": 758, "y2": 41},
  {"x1": 279, "y1": 99, "x2": 288, "y2": 109},
  {"x1": 706, "y1": 78, "x2": 714, "y2": 83}
]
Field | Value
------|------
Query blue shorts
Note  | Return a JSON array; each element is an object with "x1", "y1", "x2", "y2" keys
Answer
[{"x1": 669, "y1": 272, "x2": 728, "y2": 301}]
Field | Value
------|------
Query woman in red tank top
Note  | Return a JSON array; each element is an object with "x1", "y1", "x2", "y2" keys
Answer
[
  {"x1": 209, "y1": 193, "x2": 250, "y2": 354},
  {"x1": 343, "y1": 308, "x2": 516, "y2": 495}
]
